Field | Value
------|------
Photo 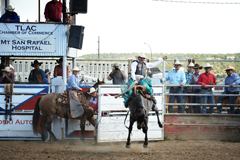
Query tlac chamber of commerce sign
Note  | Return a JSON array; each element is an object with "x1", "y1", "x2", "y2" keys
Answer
[{"x1": 0, "y1": 23, "x2": 57, "y2": 53}]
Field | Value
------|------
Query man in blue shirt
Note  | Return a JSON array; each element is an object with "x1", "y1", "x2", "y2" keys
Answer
[
  {"x1": 43, "y1": 69, "x2": 52, "y2": 84},
  {"x1": 67, "y1": 66, "x2": 84, "y2": 91},
  {"x1": 160, "y1": 60, "x2": 186, "y2": 113},
  {"x1": 190, "y1": 64, "x2": 203, "y2": 113},
  {"x1": 0, "y1": 5, "x2": 20, "y2": 23},
  {"x1": 217, "y1": 66, "x2": 240, "y2": 114},
  {"x1": 28, "y1": 60, "x2": 45, "y2": 84},
  {"x1": 182, "y1": 61, "x2": 194, "y2": 113}
]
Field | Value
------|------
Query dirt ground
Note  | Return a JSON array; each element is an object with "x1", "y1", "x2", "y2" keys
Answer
[{"x1": 1, "y1": 140, "x2": 239, "y2": 160}]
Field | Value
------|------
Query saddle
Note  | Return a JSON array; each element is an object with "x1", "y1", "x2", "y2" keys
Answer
[{"x1": 133, "y1": 85, "x2": 153, "y2": 100}]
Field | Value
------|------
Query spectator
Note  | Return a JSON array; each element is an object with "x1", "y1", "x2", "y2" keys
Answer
[
  {"x1": 28, "y1": 60, "x2": 45, "y2": 84},
  {"x1": 0, "y1": 5, "x2": 20, "y2": 23},
  {"x1": 0, "y1": 66, "x2": 14, "y2": 84},
  {"x1": 107, "y1": 63, "x2": 126, "y2": 85},
  {"x1": 197, "y1": 63, "x2": 216, "y2": 114},
  {"x1": 43, "y1": 69, "x2": 52, "y2": 84},
  {"x1": 54, "y1": 58, "x2": 69, "y2": 78},
  {"x1": 182, "y1": 61, "x2": 194, "y2": 112},
  {"x1": 217, "y1": 66, "x2": 240, "y2": 114},
  {"x1": 44, "y1": 0, "x2": 62, "y2": 22},
  {"x1": 88, "y1": 87, "x2": 98, "y2": 113},
  {"x1": 190, "y1": 64, "x2": 203, "y2": 113},
  {"x1": 160, "y1": 60, "x2": 186, "y2": 113}
]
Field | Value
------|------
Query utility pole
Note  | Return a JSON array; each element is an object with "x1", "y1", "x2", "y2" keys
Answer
[{"x1": 98, "y1": 36, "x2": 100, "y2": 59}]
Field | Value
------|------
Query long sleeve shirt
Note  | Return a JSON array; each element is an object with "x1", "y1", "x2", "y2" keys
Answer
[
  {"x1": 162, "y1": 69, "x2": 186, "y2": 85},
  {"x1": 0, "y1": 72, "x2": 14, "y2": 83},
  {"x1": 131, "y1": 58, "x2": 164, "y2": 80},
  {"x1": 54, "y1": 65, "x2": 69, "y2": 78},
  {"x1": 28, "y1": 69, "x2": 45, "y2": 84},
  {"x1": 191, "y1": 72, "x2": 201, "y2": 89},
  {"x1": 197, "y1": 72, "x2": 216, "y2": 89},
  {"x1": 0, "y1": 12, "x2": 20, "y2": 22},
  {"x1": 90, "y1": 96, "x2": 98, "y2": 113},
  {"x1": 67, "y1": 74, "x2": 82, "y2": 90},
  {"x1": 185, "y1": 71, "x2": 194, "y2": 85},
  {"x1": 224, "y1": 73, "x2": 240, "y2": 92},
  {"x1": 44, "y1": 1, "x2": 62, "y2": 21}
]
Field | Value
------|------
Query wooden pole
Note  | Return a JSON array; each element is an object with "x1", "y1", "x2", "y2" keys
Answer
[{"x1": 38, "y1": 0, "x2": 40, "y2": 22}]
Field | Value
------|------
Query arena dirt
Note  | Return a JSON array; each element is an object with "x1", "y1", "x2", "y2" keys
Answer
[{"x1": 0, "y1": 140, "x2": 239, "y2": 160}]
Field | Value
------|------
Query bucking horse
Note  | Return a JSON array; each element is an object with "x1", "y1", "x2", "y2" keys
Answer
[
  {"x1": 115, "y1": 82, "x2": 163, "y2": 148},
  {"x1": 32, "y1": 79, "x2": 105, "y2": 142}
]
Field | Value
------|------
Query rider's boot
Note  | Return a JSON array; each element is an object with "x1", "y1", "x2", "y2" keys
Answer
[{"x1": 124, "y1": 102, "x2": 128, "y2": 108}]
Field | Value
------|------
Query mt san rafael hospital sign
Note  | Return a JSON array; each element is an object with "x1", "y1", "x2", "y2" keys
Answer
[{"x1": 0, "y1": 23, "x2": 56, "y2": 52}]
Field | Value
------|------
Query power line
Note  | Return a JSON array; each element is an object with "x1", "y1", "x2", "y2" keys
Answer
[{"x1": 153, "y1": 0, "x2": 240, "y2": 4}]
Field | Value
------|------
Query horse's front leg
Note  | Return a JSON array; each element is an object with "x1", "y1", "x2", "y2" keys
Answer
[
  {"x1": 126, "y1": 117, "x2": 134, "y2": 148},
  {"x1": 143, "y1": 116, "x2": 148, "y2": 148},
  {"x1": 80, "y1": 119, "x2": 86, "y2": 141}
]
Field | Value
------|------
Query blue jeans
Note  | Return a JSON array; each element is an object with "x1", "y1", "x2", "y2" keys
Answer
[
  {"x1": 201, "y1": 89, "x2": 215, "y2": 114},
  {"x1": 217, "y1": 91, "x2": 238, "y2": 114},
  {"x1": 182, "y1": 88, "x2": 192, "y2": 113},
  {"x1": 168, "y1": 87, "x2": 184, "y2": 113},
  {"x1": 192, "y1": 90, "x2": 201, "y2": 113}
]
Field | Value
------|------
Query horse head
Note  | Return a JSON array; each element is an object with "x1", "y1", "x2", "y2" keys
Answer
[{"x1": 93, "y1": 78, "x2": 105, "y2": 89}]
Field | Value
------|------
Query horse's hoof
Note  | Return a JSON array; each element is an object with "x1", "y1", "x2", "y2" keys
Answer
[
  {"x1": 126, "y1": 144, "x2": 131, "y2": 148},
  {"x1": 44, "y1": 139, "x2": 48, "y2": 143},
  {"x1": 143, "y1": 144, "x2": 148, "y2": 148},
  {"x1": 92, "y1": 140, "x2": 97, "y2": 145}
]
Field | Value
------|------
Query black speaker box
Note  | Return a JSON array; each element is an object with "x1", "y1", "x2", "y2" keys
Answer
[
  {"x1": 70, "y1": 0, "x2": 87, "y2": 14},
  {"x1": 68, "y1": 25, "x2": 85, "y2": 50}
]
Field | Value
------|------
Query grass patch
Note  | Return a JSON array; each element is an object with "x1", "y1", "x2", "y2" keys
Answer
[
  {"x1": 164, "y1": 135, "x2": 171, "y2": 141},
  {"x1": 175, "y1": 136, "x2": 187, "y2": 141}
]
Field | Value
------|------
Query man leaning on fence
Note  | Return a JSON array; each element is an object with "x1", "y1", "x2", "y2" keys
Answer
[
  {"x1": 182, "y1": 59, "x2": 195, "y2": 113},
  {"x1": 160, "y1": 60, "x2": 186, "y2": 113},
  {"x1": 190, "y1": 63, "x2": 203, "y2": 113},
  {"x1": 216, "y1": 66, "x2": 240, "y2": 114},
  {"x1": 197, "y1": 63, "x2": 216, "y2": 114}
]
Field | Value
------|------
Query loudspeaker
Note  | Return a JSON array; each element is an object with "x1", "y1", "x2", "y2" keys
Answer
[
  {"x1": 68, "y1": 25, "x2": 85, "y2": 50},
  {"x1": 70, "y1": 0, "x2": 87, "y2": 14}
]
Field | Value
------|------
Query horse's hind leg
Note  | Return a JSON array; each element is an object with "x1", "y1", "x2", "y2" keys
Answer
[
  {"x1": 126, "y1": 117, "x2": 134, "y2": 148},
  {"x1": 152, "y1": 106, "x2": 163, "y2": 128},
  {"x1": 80, "y1": 119, "x2": 86, "y2": 141},
  {"x1": 143, "y1": 117, "x2": 148, "y2": 148},
  {"x1": 40, "y1": 117, "x2": 47, "y2": 141},
  {"x1": 46, "y1": 115, "x2": 57, "y2": 142},
  {"x1": 88, "y1": 117, "x2": 97, "y2": 144}
]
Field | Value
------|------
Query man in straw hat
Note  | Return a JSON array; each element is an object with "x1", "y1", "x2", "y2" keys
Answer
[
  {"x1": 190, "y1": 63, "x2": 203, "y2": 113},
  {"x1": 0, "y1": 66, "x2": 14, "y2": 84},
  {"x1": 182, "y1": 59, "x2": 195, "y2": 112},
  {"x1": 0, "y1": 5, "x2": 20, "y2": 23},
  {"x1": 54, "y1": 58, "x2": 69, "y2": 78},
  {"x1": 216, "y1": 66, "x2": 240, "y2": 114},
  {"x1": 123, "y1": 54, "x2": 167, "y2": 108},
  {"x1": 160, "y1": 60, "x2": 186, "y2": 113},
  {"x1": 28, "y1": 60, "x2": 45, "y2": 84},
  {"x1": 197, "y1": 63, "x2": 216, "y2": 114},
  {"x1": 67, "y1": 66, "x2": 84, "y2": 91},
  {"x1": 107, "y1": 63, "x2": 126, "y2": 85}
]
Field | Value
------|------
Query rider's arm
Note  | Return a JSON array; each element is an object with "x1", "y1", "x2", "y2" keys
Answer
[
  {"x1": 131, "y1": 61, "x2": 138, "y2": 80},
  {"x1": 146, "y1": 58, "x2": 163, "y2": 69}
]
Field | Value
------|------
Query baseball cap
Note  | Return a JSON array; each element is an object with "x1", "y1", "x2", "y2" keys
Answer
[{"x1": 45, "y1": 69, "x2": 51, "y2": 74}]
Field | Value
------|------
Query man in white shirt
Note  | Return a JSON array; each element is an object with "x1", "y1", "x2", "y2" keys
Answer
[{"x1": 123, "y1": 54, "x2": 167, "y2": 108}]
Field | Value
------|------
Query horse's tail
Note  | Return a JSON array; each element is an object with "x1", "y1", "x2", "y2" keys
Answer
[{"x1": 33, "y1": 97, "x2": 42, "y2": 135}]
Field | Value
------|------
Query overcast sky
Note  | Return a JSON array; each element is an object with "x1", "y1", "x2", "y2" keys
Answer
[{"x1": 75, "y1": 0, "x2": 240, "y2": 55}]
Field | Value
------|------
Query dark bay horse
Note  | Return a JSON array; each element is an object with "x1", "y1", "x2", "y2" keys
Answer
[
  {"x1": 32, "y1": 79, "x2": 105, "y2": 141},
  {"x1": 126, "y1": 88, "x2": 163, "y2": 148}
]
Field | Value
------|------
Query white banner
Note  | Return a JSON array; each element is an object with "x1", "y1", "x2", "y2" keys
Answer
[{"x1": 0, "y1": 23, "x2": 56, "y2": 52}]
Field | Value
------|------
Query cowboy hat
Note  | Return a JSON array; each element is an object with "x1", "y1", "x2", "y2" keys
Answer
[
  {"x1": 193, "y1": 64, "x2": 203, "y2": 69},
  {"x1": 1, "y1": 66, "x2": 11, "y2": 72},
  {"x1": 31, "y1": 60, "x2": 43, "y2": 67},
  {"x1": 56, "y1": 58, "x2": 63, "y2": 63},
  {"x1": 72, "y1": 66, "x2": 80, "y2": 71},
  {"x1": 5, "y1": 5, "x2": 15, "y2": 11},
  {"x1": 188, "y1": 62, "x2": 194, "y2": 67},
  {"x1": 135, "y1": 53, "x2": 146, "y2": 59},
  {"x1": 88, "y1": 87, "x2": 98, "y2": 94},
  {"x1": 113, "y1": 63, "x2": 119, "y2": 67},
  {"x1": 225, "y1": 66, "x2": 236, "y2": 72},
  {"x1": 173, "y1": 60, "x2": 183, "y2": 66},
  {"x1": 203, "y1": 63, "x2": 213, "y2": 69}
]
